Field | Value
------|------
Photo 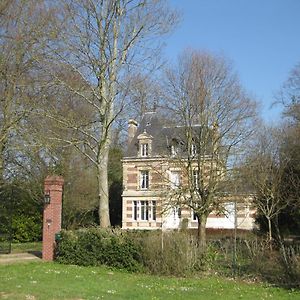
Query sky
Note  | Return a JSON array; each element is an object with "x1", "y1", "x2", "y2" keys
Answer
[{"x1": 165, "y1": 0, "x2": 300, "y2": 124}]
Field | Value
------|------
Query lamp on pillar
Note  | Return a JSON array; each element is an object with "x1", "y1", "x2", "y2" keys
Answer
[{"x1": 44, "y1": 190, "x2": 51, "y2": 204}]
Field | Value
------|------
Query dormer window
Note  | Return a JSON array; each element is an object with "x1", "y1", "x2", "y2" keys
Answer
[
  {"x1": 141, "y1": 143, "x2": 149, "y2": 157},
  {"x1": 137, "y1": 130, "x2": 153, "y2": 157},
  {"x1": 171, "y1": 144, "x2": 178, "y2": 156}
]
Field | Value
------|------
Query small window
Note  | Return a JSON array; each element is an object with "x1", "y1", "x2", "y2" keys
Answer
[
  {"x1": 191, "y1": 144, "x2": 197, "y2": 156},
  {"x1": 141, "y1": 143, "x2": 149, "y2": 157},
  {"x1": 170, "y1": 172, "x2": 180, "y2": 189},
  {"x1": 193, "y1": 170, "x2": 199, "y2": 189},
  {"x1": 172, "y1": 207, "x2": 181, "y2": 219},
  {"x1": 193, "y1": 210, "x2": 197, "y2": 221},
  {"x1": 171, "y1": 144, "x2": 178, "y2": 156},
  {"x1": 151, "y1": 201, "x2": 156, "y2": 221},
  {"x1": 133, "y1": 201, "x2": 138, "y2": 220},
  {"x1": 140, "y1": 171, "x2": 149, "y2": 189}
]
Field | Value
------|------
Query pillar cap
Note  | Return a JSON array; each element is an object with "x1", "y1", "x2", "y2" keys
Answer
[{"x1": 44, "y1": 175, "x2": 64, "y2": 186}]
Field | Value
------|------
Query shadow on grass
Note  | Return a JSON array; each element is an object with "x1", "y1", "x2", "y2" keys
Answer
[{"x1": 28, "y1": 250, "x2": 42, "y2": 259}]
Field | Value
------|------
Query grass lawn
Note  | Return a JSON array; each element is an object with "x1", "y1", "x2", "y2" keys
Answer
[{"x1": 0, "y1": 262, "x2": 299, "y2": 299}]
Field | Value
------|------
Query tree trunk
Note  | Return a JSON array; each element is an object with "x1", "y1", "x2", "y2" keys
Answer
[
  {"x1": 0, "y1": 137, "x2": 7, "y2": 183},
  {"x1": 97, "y1": 138, "x2": 111, "y2": 228},
  {"x1": 197, "y1": 214, "x2": 208, "y2": 250},
  {"x1": 267, "y1": 216, "x2": 272, "y2": 249}
]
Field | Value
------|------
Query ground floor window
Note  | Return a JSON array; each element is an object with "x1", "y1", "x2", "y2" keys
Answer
[
  {"x1": 193, "y1": 210, "x2": 197, "y2": 221},
  {"x1": 173, "y1": 207, "x2": 181, "y2": 219},
  {"x1": 133, "y1": 200, "x2": 156, "y2": 221}
]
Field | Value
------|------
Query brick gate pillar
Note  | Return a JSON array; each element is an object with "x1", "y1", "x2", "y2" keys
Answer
[{"x1": 42, "y1": 176, "x2": 64, "y2": 261}]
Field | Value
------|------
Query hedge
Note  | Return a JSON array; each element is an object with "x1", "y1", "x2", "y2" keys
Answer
[{"x1": 55, "y1": 228, "x2": 142, "y2": 272}]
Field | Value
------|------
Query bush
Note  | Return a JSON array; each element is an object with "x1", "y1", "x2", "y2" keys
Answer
[
  {"x1": 12, "y1": 215, "x2": 42, "y2": 242},
  {"x1": 137, "y1": 231, "x2": 201, "y2": 276},
  {"x1": 55, "y1": 228, "x2": 142, "y2": 272}
]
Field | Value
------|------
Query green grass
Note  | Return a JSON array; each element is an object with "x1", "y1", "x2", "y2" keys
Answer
[
  {"x1": 11, "y1": 242, "x2": 42, "y2": 253},
  {"x1": 0, "y1": 262, "x2": 299, "y2": 299}
]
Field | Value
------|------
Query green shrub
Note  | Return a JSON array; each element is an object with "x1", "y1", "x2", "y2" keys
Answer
[
  {"x1": 55, "y1": 228, "x2": 142, "y2": 272},
  {"x1": 12, "y1": 215, "x2": 42, "y2": 243}
]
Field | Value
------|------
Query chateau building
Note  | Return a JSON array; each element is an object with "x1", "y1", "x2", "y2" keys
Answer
[{"x1": 122, "y1": 112, "x2": 255, "y2": 231}]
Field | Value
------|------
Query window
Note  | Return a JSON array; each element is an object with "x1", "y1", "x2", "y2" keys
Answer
[
  {"x1": 133, "y1": 200, "x2": 156, "y2": 221},
  {"x1": 193, "y1": 170, "x2": 199, "y2": 189},
  {"x1": 173, "y1": 207, "x2": 181, "y2": 219},
  {"x1": 133, "y1": 201, "x2": 138, "y2": 220},
  {"x1": 191, "y1": 144, "x2": 197, "y2": 156},
  {"x1": 140, "y1": 143, "x2": 149, "y2": 157},
  {"x1": 140, "y1": 171, "x2": 149, "y2": 189},
  {"x1": 193, "y1": 210, "x2": 197, "y2": 220},
  {"x1": 224, "y1": 202, "x2": 235, "y2": 223},
  {"x1": 151, "y1": 201, "x2": 157, "y2": 220},
  {"x1": 171, "y1": 144, "x2": 178, "y2": 156},
  {"x1": 170, "y1": 172, "x2": 180, "y2": 189},
  {"x1": 140, "y1": 201, "x2": 149, "y2": 220}
]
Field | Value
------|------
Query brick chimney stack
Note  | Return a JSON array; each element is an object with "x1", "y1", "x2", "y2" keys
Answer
[{"x1": 128, "y1": 119, "x2": 138, "y2": 145}]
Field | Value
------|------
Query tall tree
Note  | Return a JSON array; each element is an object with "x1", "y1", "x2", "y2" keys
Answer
[
  {"x1": 163, "y1": 50, "x2": 257, "y2": 248},
  {"x1": 42, "y1": 0, "x2": 178, "y2": 227},
  {"x1": 0, "y1": 0, "x2": 57, "y2": 182},
  {"x1": 276, "y1": 62, "x2": 300, "y2": 235},
  {"x1": 243, "y1": 127, "x2": 292, "y2": 245}
]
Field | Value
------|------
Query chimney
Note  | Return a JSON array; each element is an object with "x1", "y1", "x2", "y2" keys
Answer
[{"x1": 128, "y1": 119, "x2": 138, "y2": 145}]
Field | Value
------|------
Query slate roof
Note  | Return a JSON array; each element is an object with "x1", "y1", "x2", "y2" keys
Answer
[{"x1": 126, "y1": 112, "x2": 214, "y2": 158}]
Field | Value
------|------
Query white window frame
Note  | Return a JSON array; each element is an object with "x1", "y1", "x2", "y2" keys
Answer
[
  {"x1": 140, "y1": 170, "x2": 149, "y2": 190},
  {"x1": 193, "y1": 170, "x2": 199, "y2": 189},
  {"x1": 172, "y1": 207, "x2": 181, "y2": 219},
  {"x1": 140, "y1": 143, "x2": 149, "y2": 157},
  {"x1": 170, "y1": 171, "x2": 180, "y2": 189},
  {"x1": 171, "y1": 144, "x2": 178, "y2": 157},
  {"x1": 191, "y1": 143, "x2": 197, "y2": 156},
  {"x1": 132, "y1": 200, "x2": 156, "y2": 221}
]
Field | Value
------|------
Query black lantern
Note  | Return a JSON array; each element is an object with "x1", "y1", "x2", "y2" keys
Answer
[{"x1": 44, "y1": 190, "x2": 51, "y2": 204}]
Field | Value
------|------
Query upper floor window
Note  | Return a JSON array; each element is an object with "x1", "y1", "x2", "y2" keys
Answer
[
  {"x1": 140, "y1": 170, "x2": 149, "y2": 189},
  {"x1": 140, "y1": 143, "x2": 149, "y2": 157},
  {"x1": 170, "y1": 172, "x2": 180, "y2": 189},
  {"x1": 193, "y1": 170, "x2": 199, "y2": 189},
  {"x1": 191, "y1": 144, "x2": 197, "y2": 156}
]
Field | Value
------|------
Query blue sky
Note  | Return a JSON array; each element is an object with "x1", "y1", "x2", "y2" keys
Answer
[{"x1": 165, "y1": 0, "x2": 300, "y2": 124}]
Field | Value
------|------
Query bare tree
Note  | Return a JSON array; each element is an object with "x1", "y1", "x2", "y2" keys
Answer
[
  {"x1": 243, "y1": 127, "x2": 293, "y2": 245},
  {"x1": 40, "y1": 0, "x2": 178, "y2": 227},
  {"x1": 277, "y1": 62, "x2": 300, "y2": 122},
  {"x1": 0, "y1": 0, "x2": 58, "y2": 182},
  {"x1": 162, "y1": 50, "x2": 257, "y2": 248}
]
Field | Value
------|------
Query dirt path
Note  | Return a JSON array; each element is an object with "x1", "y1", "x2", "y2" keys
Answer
[{"x1": 0, "y1": 252, "x2": 41, "y2": 264}]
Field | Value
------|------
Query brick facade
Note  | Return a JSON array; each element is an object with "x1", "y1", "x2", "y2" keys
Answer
[{"x1": 122, "y1": 113, "x2": 255, "y2": 231}]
